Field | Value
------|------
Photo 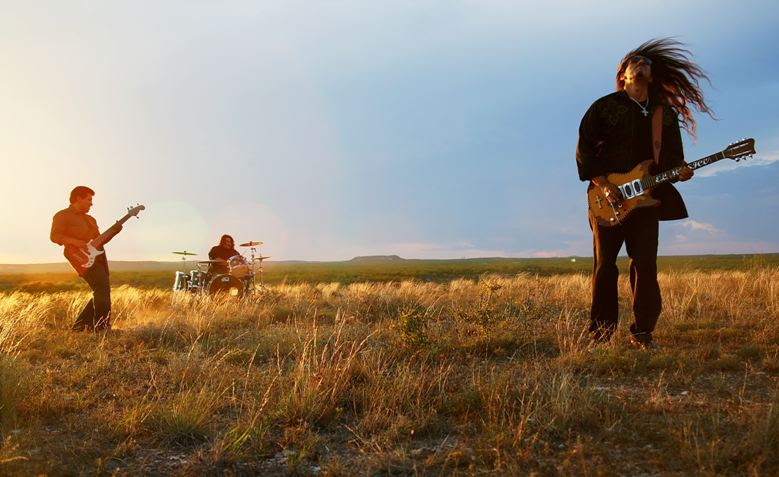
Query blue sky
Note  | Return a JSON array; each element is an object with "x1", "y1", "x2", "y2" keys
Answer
[{"x1": 1, "y1": 0, "x2": 777, "y2": 262}]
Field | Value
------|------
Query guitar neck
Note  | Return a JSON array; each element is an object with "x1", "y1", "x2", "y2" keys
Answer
[
  {"x1": 93, "y1": 212, "x2": 135, "y2": 247},
  {"x1": 646, "y1": 150, "x2": 727, "y2": 188}
]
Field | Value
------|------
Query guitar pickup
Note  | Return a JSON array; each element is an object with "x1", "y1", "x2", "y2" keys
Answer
[{"x1": 618, "y1": 180, "x2": 645, "y2": 199}]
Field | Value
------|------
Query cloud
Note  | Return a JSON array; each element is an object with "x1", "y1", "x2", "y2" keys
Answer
[
  {"x1": 662, "y1": 219, "x2": 778, "y2": 255},
  {"x1": 661, "y1": 238, "x2": 778, "y2": 255},
  {"x1": 680, "y1": 220, "x2": 719, "y2": 234}
]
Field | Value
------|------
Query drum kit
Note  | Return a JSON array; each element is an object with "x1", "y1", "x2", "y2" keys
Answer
[{"x1": 172, "y1": 241, "x2": 270, "y2": 298}]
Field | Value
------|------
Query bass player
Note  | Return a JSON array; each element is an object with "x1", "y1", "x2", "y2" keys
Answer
[
  {"x1": 50, "y1": 186, "x2": 118, "y2": 331},
  {"x1": 575, "y1": 38, "x2": 712, "y2": 350}
]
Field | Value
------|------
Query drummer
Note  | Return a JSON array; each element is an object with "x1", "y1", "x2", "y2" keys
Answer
[{"x1": 207, "y1": 234, "x2": 239, "y2": 275}]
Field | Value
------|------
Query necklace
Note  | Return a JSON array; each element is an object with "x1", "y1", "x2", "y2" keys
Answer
[{"x1": 630, "y1": 96, "x2": 650, "y2": 117}]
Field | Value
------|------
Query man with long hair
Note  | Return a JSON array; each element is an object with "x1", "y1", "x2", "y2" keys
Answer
[
  {"x1": 208, "y1": 234, "x2": 239, "y2": 275},
  {"x1": 576, "y1": 38, "x2": 713, "y2": 349}
]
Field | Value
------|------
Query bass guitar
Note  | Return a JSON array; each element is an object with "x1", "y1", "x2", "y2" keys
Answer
[
  {"x1": 64, "y1": 204, "x2": 145, "y2": 275},
  {"x1": 587, "y1": 138, "x2": 755, "y2": 227}
]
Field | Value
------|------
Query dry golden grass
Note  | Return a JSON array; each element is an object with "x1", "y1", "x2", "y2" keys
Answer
[{"x1": 1, "y1": 267, "x2": 778, "y2": 475}]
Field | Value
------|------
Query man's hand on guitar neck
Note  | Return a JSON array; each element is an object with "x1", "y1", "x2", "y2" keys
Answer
[
  {"x1": 678, "y1": 165, "x2": 694, "y2": 182},
  {"x1": 591, "y1": 176, "x2": 621, "y2": 205}
]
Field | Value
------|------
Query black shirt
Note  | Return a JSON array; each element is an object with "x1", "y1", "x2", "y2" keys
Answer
[
  {"x1": 575, "y1": 91, "x2": 689, "y2": 221},
  {"x1": 208, "y1": 245, "x2": 238, "y2": 274},
  {"x1": 576, "y1": 91, "x2": 684, "y2": 180}
]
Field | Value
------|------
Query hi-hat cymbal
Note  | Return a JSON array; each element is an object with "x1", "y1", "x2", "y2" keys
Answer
[
  {"x1": 172, "y1": 251, "x2": 198, "y2": 256},
  {"x1": 252, "y1": 256, "x2": 271, "y2": 261},
  {"x1": 240, "y1": 241, "x2": 264, "y2": 247}
]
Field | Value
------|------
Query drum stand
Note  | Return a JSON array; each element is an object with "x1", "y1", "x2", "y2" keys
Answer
[
  {"x1": 247, "y1": 245, "x2": 268, "y2": 293},
  {"x1": 172, "y1": 250, "x2": 197, "y2": 293},
  {"x1": 173, "y1": 250, "x2": 197, "y2": 270},
  {"x1": 238, "y1": 241, "x2": 269, "y2": 296}
]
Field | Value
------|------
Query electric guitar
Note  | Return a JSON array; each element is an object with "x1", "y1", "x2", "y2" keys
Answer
[
  {"x1": 64, "y1": 205, "x2": 145, "y2": 275},
  {"x1": 587, "y1": 138, "x2": 756, "y2": 227}
]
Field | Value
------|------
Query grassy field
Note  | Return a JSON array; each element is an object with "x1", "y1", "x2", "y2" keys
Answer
[
  {"x1": 2, "y1": 253, "x2": 777, "y2": 292},
  {"x1": 1, "y1": 258, "x2": 778, "y2": 475}
]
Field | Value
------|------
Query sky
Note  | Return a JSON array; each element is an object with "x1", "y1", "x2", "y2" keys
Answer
[{"x1": 1, "y1": 0, "x2": 778, "y2": 263}]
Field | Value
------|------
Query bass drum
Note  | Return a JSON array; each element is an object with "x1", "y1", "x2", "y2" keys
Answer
[{"x1": 206, "y1": 274, "x2": 244, "y2": 298}]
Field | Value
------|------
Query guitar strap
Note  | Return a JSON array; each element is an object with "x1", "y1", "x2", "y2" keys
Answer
[
  {"x1": 650, "y1": 104, "x2": 689, "y2": 221},
  {"x1": 652, "y1": 105, "x2": 663, "y2": 165}
]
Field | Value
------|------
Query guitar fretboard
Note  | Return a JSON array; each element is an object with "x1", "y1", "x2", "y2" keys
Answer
[{"x1": 642, "y1": 151, "x2": 726, "y2": 189}]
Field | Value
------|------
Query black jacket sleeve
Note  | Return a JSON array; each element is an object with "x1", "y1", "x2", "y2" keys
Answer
[{"x1": 576, "y1": 101, "x2": 605, "y2": 181}]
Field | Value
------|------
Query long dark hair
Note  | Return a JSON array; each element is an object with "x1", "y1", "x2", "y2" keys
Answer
[
  {"x1": 220, "y1": 234, "x2": 235, "y2": 248},
  {"x1": 616, "y1": 38, "x2": 714, "y2": 138}
]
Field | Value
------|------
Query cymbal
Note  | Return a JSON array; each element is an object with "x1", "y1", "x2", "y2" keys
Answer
[
  {"x1": 252, "y1": 256, "x2": 271, "y2": 261},
  {"x1": 197, "y1": 259, "x2": 226, "y2": 264},
  {"x1": 240, "y1": 241, "x2": 264, "y2": 247},
  {"x1": 172, "y1": 251, "x2": 198, "y2": 256}
]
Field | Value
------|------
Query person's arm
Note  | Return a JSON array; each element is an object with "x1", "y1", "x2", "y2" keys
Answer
[
  {"x1": 208, "y1": 247, "x2": 226, "y2": 261},
  {"x1": 576, "y1": 101, "x2": 621, "y2": 202},
  {"x1": 576, "y1": 102, "x2": 606, "y2": 182},
  {"x1": 50, "y1": 212, "x2": 87, "y2": 248}
]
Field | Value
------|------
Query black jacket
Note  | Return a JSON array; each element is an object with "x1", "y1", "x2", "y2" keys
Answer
[{"x1": 576, "y1": 91, "x2": 688, "y2": 221}]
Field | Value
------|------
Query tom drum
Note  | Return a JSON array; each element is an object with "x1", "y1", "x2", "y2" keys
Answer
[{"x1": 227, "y1": 254, "x2": 250, "y2": 278}]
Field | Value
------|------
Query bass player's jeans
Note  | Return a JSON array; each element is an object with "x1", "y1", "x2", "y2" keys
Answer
[
  {"x1": 588, "y1": 207, "x2": 662, "y2": 341},
  {"x1": 73, "y1": 257, "x2": 111, "y2": 331}
]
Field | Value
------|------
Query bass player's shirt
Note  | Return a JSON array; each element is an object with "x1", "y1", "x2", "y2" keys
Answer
[{"x1": 50, "y1": 205, "x2": 100, "y2": 245}]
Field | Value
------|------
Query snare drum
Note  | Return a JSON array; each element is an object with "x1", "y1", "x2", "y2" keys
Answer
[{"x1": 228, "y1": 254, "x2": 250, "y2": 278}]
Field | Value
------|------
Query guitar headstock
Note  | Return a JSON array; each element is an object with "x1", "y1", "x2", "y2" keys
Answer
[
  {"x1": 724, "y1": 138, "x2": 756, "y2": 162},
  {"x1": 127, "y1": 204, "x2": 146, "y2": 218}
]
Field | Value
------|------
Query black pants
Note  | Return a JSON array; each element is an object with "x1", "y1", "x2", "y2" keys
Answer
[
  {"x1": 589, "y1": 207, "x2": 661, "y2": 340},
  {"x1": 74, "y1": 260, "x2": 111, "y2": 331}
]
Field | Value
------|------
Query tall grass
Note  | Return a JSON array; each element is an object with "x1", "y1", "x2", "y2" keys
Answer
[{"x1": 0, "y1": 266, "x2": 777, "y2": 474}]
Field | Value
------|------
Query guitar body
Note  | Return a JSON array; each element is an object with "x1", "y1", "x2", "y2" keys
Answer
[
  {"x1": 587, "y1": 160, "x2": 660, "y2": 227},
  {"x1": 64, "y1": 241, "x2": 105, "y2": 276}
]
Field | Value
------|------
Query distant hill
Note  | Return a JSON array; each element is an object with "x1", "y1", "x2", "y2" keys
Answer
[
  {"x1": 348, "y1": 255, "x2": 405, "y2": 263},
  {"x1": 2, "y1": 253, "x2": 777, "y2": 278}
]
